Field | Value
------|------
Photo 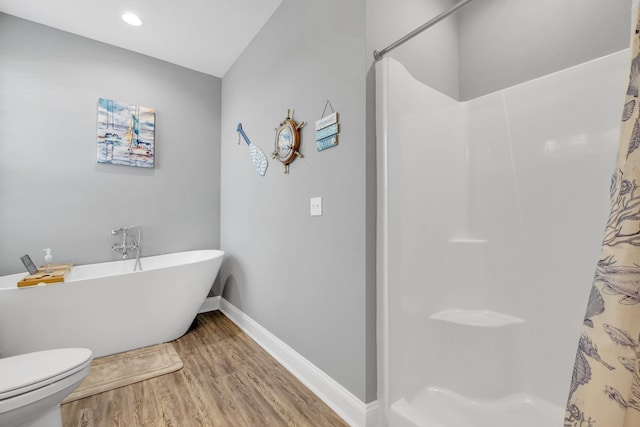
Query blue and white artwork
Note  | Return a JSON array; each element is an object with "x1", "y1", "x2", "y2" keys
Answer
[{"x1": 97, "y1": 98, "x2": 155, "y2": 168}]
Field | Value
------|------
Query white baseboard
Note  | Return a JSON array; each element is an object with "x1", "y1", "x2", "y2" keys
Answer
[
  {"x1": 219, "y1": 298, "x2": 379, "y2": 427},
  {"x1": 365, "y1": 401, "x2": 380, "y2": 426},
  {"x1": 198, "y1": 296, "x2": 221, "y2": 313}
]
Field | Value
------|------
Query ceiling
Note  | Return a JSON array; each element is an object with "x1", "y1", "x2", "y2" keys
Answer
[{"x1": 0, "y1": 0, "x2": 283, "y2": 77}]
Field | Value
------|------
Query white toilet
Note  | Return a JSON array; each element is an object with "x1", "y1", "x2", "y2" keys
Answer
[{"x1": 0, "y1": 348, "x2": 92, "y2": 427}]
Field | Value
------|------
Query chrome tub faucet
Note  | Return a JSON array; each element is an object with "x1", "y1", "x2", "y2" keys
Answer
[{"x1": 111, "y1": 225, "x2": 142, "y2": 271}]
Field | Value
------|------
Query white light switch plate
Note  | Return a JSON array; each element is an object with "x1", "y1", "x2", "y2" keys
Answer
[{"x1": 310, "y1": 197, "x2": 322, "y2": 216}]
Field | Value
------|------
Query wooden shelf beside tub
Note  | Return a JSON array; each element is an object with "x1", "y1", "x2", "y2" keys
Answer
[{"x1": 17, "y1": 263, "x2": 73, "y2": 288}]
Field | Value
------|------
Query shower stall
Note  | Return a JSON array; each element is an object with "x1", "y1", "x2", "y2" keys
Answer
[{"x1": 374, "y1": 2, "x2": 630, "y2": 425}]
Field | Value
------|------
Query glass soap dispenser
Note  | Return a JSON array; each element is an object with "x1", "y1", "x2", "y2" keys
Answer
[{"x1": 43, "y1": 248, "x2": 53, "y2": 273}]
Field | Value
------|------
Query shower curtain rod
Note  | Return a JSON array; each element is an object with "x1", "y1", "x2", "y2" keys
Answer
[{"x1": 373, "y1": 0, "x2": 477, "y2": 61}]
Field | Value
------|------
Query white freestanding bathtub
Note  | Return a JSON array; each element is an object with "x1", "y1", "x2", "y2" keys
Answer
[{"x1": 0, "y1": 249, "x2": 224, "y2": 358}]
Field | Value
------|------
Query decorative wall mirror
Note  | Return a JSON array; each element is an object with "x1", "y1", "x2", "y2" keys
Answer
[{"x1": 272, "y1": 109, "x2": 305, "y2": 174}]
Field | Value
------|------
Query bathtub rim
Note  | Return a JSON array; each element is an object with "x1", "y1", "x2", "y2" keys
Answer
[{"x1": 0, "y1": 249, "x2": 225, "y2": 291}]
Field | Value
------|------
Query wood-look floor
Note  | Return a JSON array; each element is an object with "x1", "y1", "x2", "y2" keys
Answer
[{"x1": 61, "y1": 311, "x2": 347, "y2": 427}]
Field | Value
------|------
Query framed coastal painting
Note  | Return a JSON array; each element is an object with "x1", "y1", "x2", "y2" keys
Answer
[{"x1": 97, "y1": 98, "x2": 156, "y2": 168}]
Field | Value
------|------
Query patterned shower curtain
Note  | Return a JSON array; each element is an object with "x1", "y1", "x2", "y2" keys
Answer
[{"x1": 565, "y1": 6, "x2": 640, "y2": 427}]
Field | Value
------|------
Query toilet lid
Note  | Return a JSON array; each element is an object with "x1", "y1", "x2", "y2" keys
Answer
[{"x1": 0, "y1": 348, "x2": 92, "y2": 400}]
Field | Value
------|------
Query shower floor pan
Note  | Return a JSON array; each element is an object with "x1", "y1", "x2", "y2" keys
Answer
[{"x1": 389, "y1": 387, "x2": 563, "y2": 427}]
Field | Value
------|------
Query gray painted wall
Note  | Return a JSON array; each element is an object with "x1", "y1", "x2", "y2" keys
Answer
[
  {"x1": 367, "y1": 0, "x2": 460, "y2": 99},
  {"x1": 458, "y1": 0, "x2": 632, "y2": 100},
  {"x1": 0, "y1": 14, "x2": 222, "y2": 280},
  {"x1": 367, "y1": 0, "x2": 631, "y2": 101},
  {"x1": 220, "y1": 0, "x2": 376, "y2": 403}
]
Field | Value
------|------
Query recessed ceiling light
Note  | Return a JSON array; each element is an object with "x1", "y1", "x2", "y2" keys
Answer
[{"x1": 122, "y1": 13, "x2": 142, "y2": 27}]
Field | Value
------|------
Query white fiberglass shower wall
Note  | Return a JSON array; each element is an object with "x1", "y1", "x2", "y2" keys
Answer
[{"x1": 376, "y1": 50, "x2": 628, "y2": 426}]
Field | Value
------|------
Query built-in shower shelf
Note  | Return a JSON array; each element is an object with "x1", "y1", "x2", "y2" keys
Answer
[{"x1": 430, "y1": 309, "x2": 524, "y2": 327}]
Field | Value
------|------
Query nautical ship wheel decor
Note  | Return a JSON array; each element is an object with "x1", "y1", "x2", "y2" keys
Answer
[{"x1": 272, "y1": 109, "x2": 305, "y2": 174}]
